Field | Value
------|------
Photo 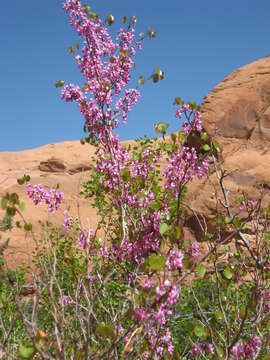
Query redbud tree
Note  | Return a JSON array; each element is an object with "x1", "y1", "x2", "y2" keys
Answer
[{"x1": 58, "y1": 0, "x2": 209, "y2": 357}]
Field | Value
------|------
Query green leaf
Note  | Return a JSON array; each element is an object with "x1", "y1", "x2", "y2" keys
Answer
[
  {"x1": 35, "y1": 337, "x2": 47, "y2": 351},
  {"x1": 188, "y1": 100, "x2": 197, "y2": 110},
  {"x1": 68, "y1": 46, "x2": 75, "y2": 54},
  {"x1": 122, "y1": 16, "x2": 127, "y2": 24},
  {"x1": 88, "y1": 12, "x2": 97, "y2": 19},
  {"x1": 175, "y1": 227, "x2": 182, "y2": 240},
  {"x1": 152, "y1": 73, "x2": 159, "y2": 83},
  {"x1": 235, "y1": 195, "x2": 244, "y2": 204},
  {"x1": 216, "y1": 345, "x2": 224, "y2": 358},
  {"x1": 171, "y1": 133, "x2": 176, "y2": 142},
  {"x1": 81, "y1": 83, "x2": 88, "y2": 92},
  {"x1": 83, "y1": 4, "x2": 91, "y2": 13},
  {"x1": 225, "y1": 216, "x2": 232, "y2": 224},
  {"x1": 76, "y1": 41, "x2": 80, "y2": 50},
  {"x1": 155, "y1": 121, "x2": 168, "y2": 135},
  {"x1": 17, "y1": 178, "x2": 25, "y2": 185},
  {"x1": 7, "y1": 206, "x2": 16, "y2": 216},
  {"x1": 95, "y1": 323, "x2": 115, "y2": 339},
  {"x1": 215, "y1": 309, "x2": 223, "y2": 321},
  {"x1": 232, "y1": 217, "x2": 241, "y2": 228},
  {"x1": 18, "y1": 344, "x2": 35, "y2": 359},
  {"x1": 19, "y1": 202, "x2": 25, "y2": 212},
  {"x1": 149, "y1": 254, "x2": 166, "y2": 271},
  {"x1": 55, "y1": 80, "x2": 64, "y2": 88},
  {"x1": 148, "y1": 27, "x2": 156, "y2": 38},
  {"x1": 196, "y1": 264, "x2": 206, "y2": 279},
  {"x1": 149, "y1": 201, "x2": 160, "y2": 211},
  {"x1": 107, "y1": 13, "x2": 115, "y2": 26},
  {"x1": 224, "y1": 267, "x2": 233, "y2": 280},
  {"x1": 139, "y1": 31, "x2": 144, "y2": 38},
  {"x1": 131, "y1": 16, "x2": 137, "y2": 25},
  {"x1": 183, "y1": 257, "x2": 193, "y2": 269},
  {"x1": 138, "y1": 76, "x2": 145, "y2": 85},
  {"x1": 164, "y1": 143, "x2": 173, "y2": 152},
  {"x1": 159, "y1": 223, "x2": 169, "y2": 235},
  {"x1": 202, "y1": 144, "x2": 211, "y2": 151},
  {"x1": 239, "y1": 305, "x2": 246, "y2": 319},
  {"x1": 173, "y1": 97, "x2": 182, "y2": 105},
  {"x1": 10, "y1": 193, "x2": 19, "y2": 205},
  {"x1": 265, "y1": 232, "x2": 270, "y2": 241},
  {"x1": 194, "y1": 325, "x2": 207, "y2": 339},
  {"x1": 213, "y1": 140, "x2": 221, "y2": 153},
  {"x1": 200, "y1": 131, "x2": 208, "y2": 141},
  {"x1": 1, "y1": 198, "x2": 7, "y2": 210},
  {"x1": 178, "y1": 131, "x2": 187, "y2": 142},
  {"x1": 24, "y1": 223, "x2": 32, "y2": 232}
]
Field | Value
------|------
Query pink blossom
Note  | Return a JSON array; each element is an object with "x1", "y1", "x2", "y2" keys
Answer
[
  {"x1": 63, "y1": 210, "x2": 72, "y2": 229},
  {"x1": 187, "y1": 242, "x2": 200, "y2": 261},
  {"x1": 26, "y1": 183, "x2": 64, "y2": 213},
  {"x1": 135, "y1": 308, "x2": 147, "y2": 322},
  {"x1": 190, "y1": 342, "x2": 214, "y2": 357},
  {"x1": 166, "y1": 249, "x2": 184, "y2": 270},
  {"x1": 59, "y1": 295, "x2": 76, "y2": 307},
  {"x1": 232, "y1": 336, "x2": 261, "y2": 359}
]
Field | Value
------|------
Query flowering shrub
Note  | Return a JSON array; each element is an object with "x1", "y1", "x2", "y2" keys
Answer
[{"x1": 0, "y1": 1, "x2": 270, "y2": 359}]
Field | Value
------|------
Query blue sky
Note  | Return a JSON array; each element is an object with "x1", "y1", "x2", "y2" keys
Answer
[{"x1": 1, "y1": 0, "x2": 270, "y2": 151}]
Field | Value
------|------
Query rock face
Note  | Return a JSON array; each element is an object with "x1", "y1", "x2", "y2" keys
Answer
[
  {"x1": 1, "y1": 56, "x2": 270, "y2": 269},
  {"x1": 0, "y1": 141, "x2": 99, "y2": 270},
  {"x1": 186, "y1": 55, "x2": 270, "y2": 229},
  {"x1": 202, "y1": 55, "x2": 270, "y2": 142}
]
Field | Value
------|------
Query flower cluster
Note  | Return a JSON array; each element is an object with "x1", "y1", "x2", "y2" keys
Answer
[
  {"x1": 78, "y1": 228, "x2": 94, "y2": 249},
  {"x1": 166, "y1": 249, "x2": 184, "y2": 270},
  {"x1": 175, "y1": 105, "x2": 203, "y2": 134},
  {"x1": 187, "y1": 242, "x2": 200, "y2": 261},
  {"x1": 164, "y1": 146, "x2": 209, "y2": 195},
  {"x1": 133, "y1": 279, "x2": 179, "y2": 357},
  {"x1": 232, "y1": 336, "x2": 262, "y2": 359},
  {"x1": 58, "y1": 295, "x2": 76, "y2": 307},
  {"x1": 63, "y1": 210, "x2": 72, "y2": 229},
  {"x1": 26, "y1": 183, "x2": 64, "y2": 213},
  {"x1": 164, "y1": 105, "x2": 209, "y2": 196},
  {"x1": 62, "y1": 0, "x2": 139, "y2": 142},
  {"x1": 190, "y1": 342, "x2": 215, "y2": 357}
]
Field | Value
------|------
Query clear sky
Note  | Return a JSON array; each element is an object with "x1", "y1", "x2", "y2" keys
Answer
[{"x1": 1, "y1": 0, "x2": 270, "y2": 151}]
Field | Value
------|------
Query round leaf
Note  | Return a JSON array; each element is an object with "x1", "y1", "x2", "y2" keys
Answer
[
  {"x1": 55, "y1": 80, "x2": 64, "y2": 88},
  {"x1": 159, "y1": 223, "x2": 169, "y2": 235},
  {"x1": 95, "y1": 323, "x2": 115, "y2": 339},
  {"x1": 224, "y1": 267, "x2": 233, "y2": 280},
  {"x1": 149, "y1": 254, "x2": 166, "y2": 271},
  {"x1": 194, "y1": 325, "x2": 207, "y2": 339},
  {"x1": 18, "y1": 344, "x2": 35, "y2": 359},
  {"x1": 196, "y1": 264, "x2": 206, "y2": 278}
]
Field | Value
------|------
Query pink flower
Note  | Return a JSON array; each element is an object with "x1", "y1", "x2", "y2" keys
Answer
[
  {"x1": 63, "y1": 210, "x2": 72, "y2": 229},
  {"x1": 59, "y1": 295, "x2": 76, "y2": 307},
  {"x1": 166, "y1": 249, "x2": 184, "y2": 270},
  {"x1": 26, "y1": 183, "x2": 64, "y2": 213},
  {"x1": 187, "y1": 242, "x2": 200, "y2": 261},
  {"x1": 190, "y1": 342, "x2": 214, "y2": 357},
  {"x1": 232, "y1": 336, "x2": 261, "y2": 359},
  {"x1": 135, "y1": 308, "x2": 147, "y2": 322}
]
